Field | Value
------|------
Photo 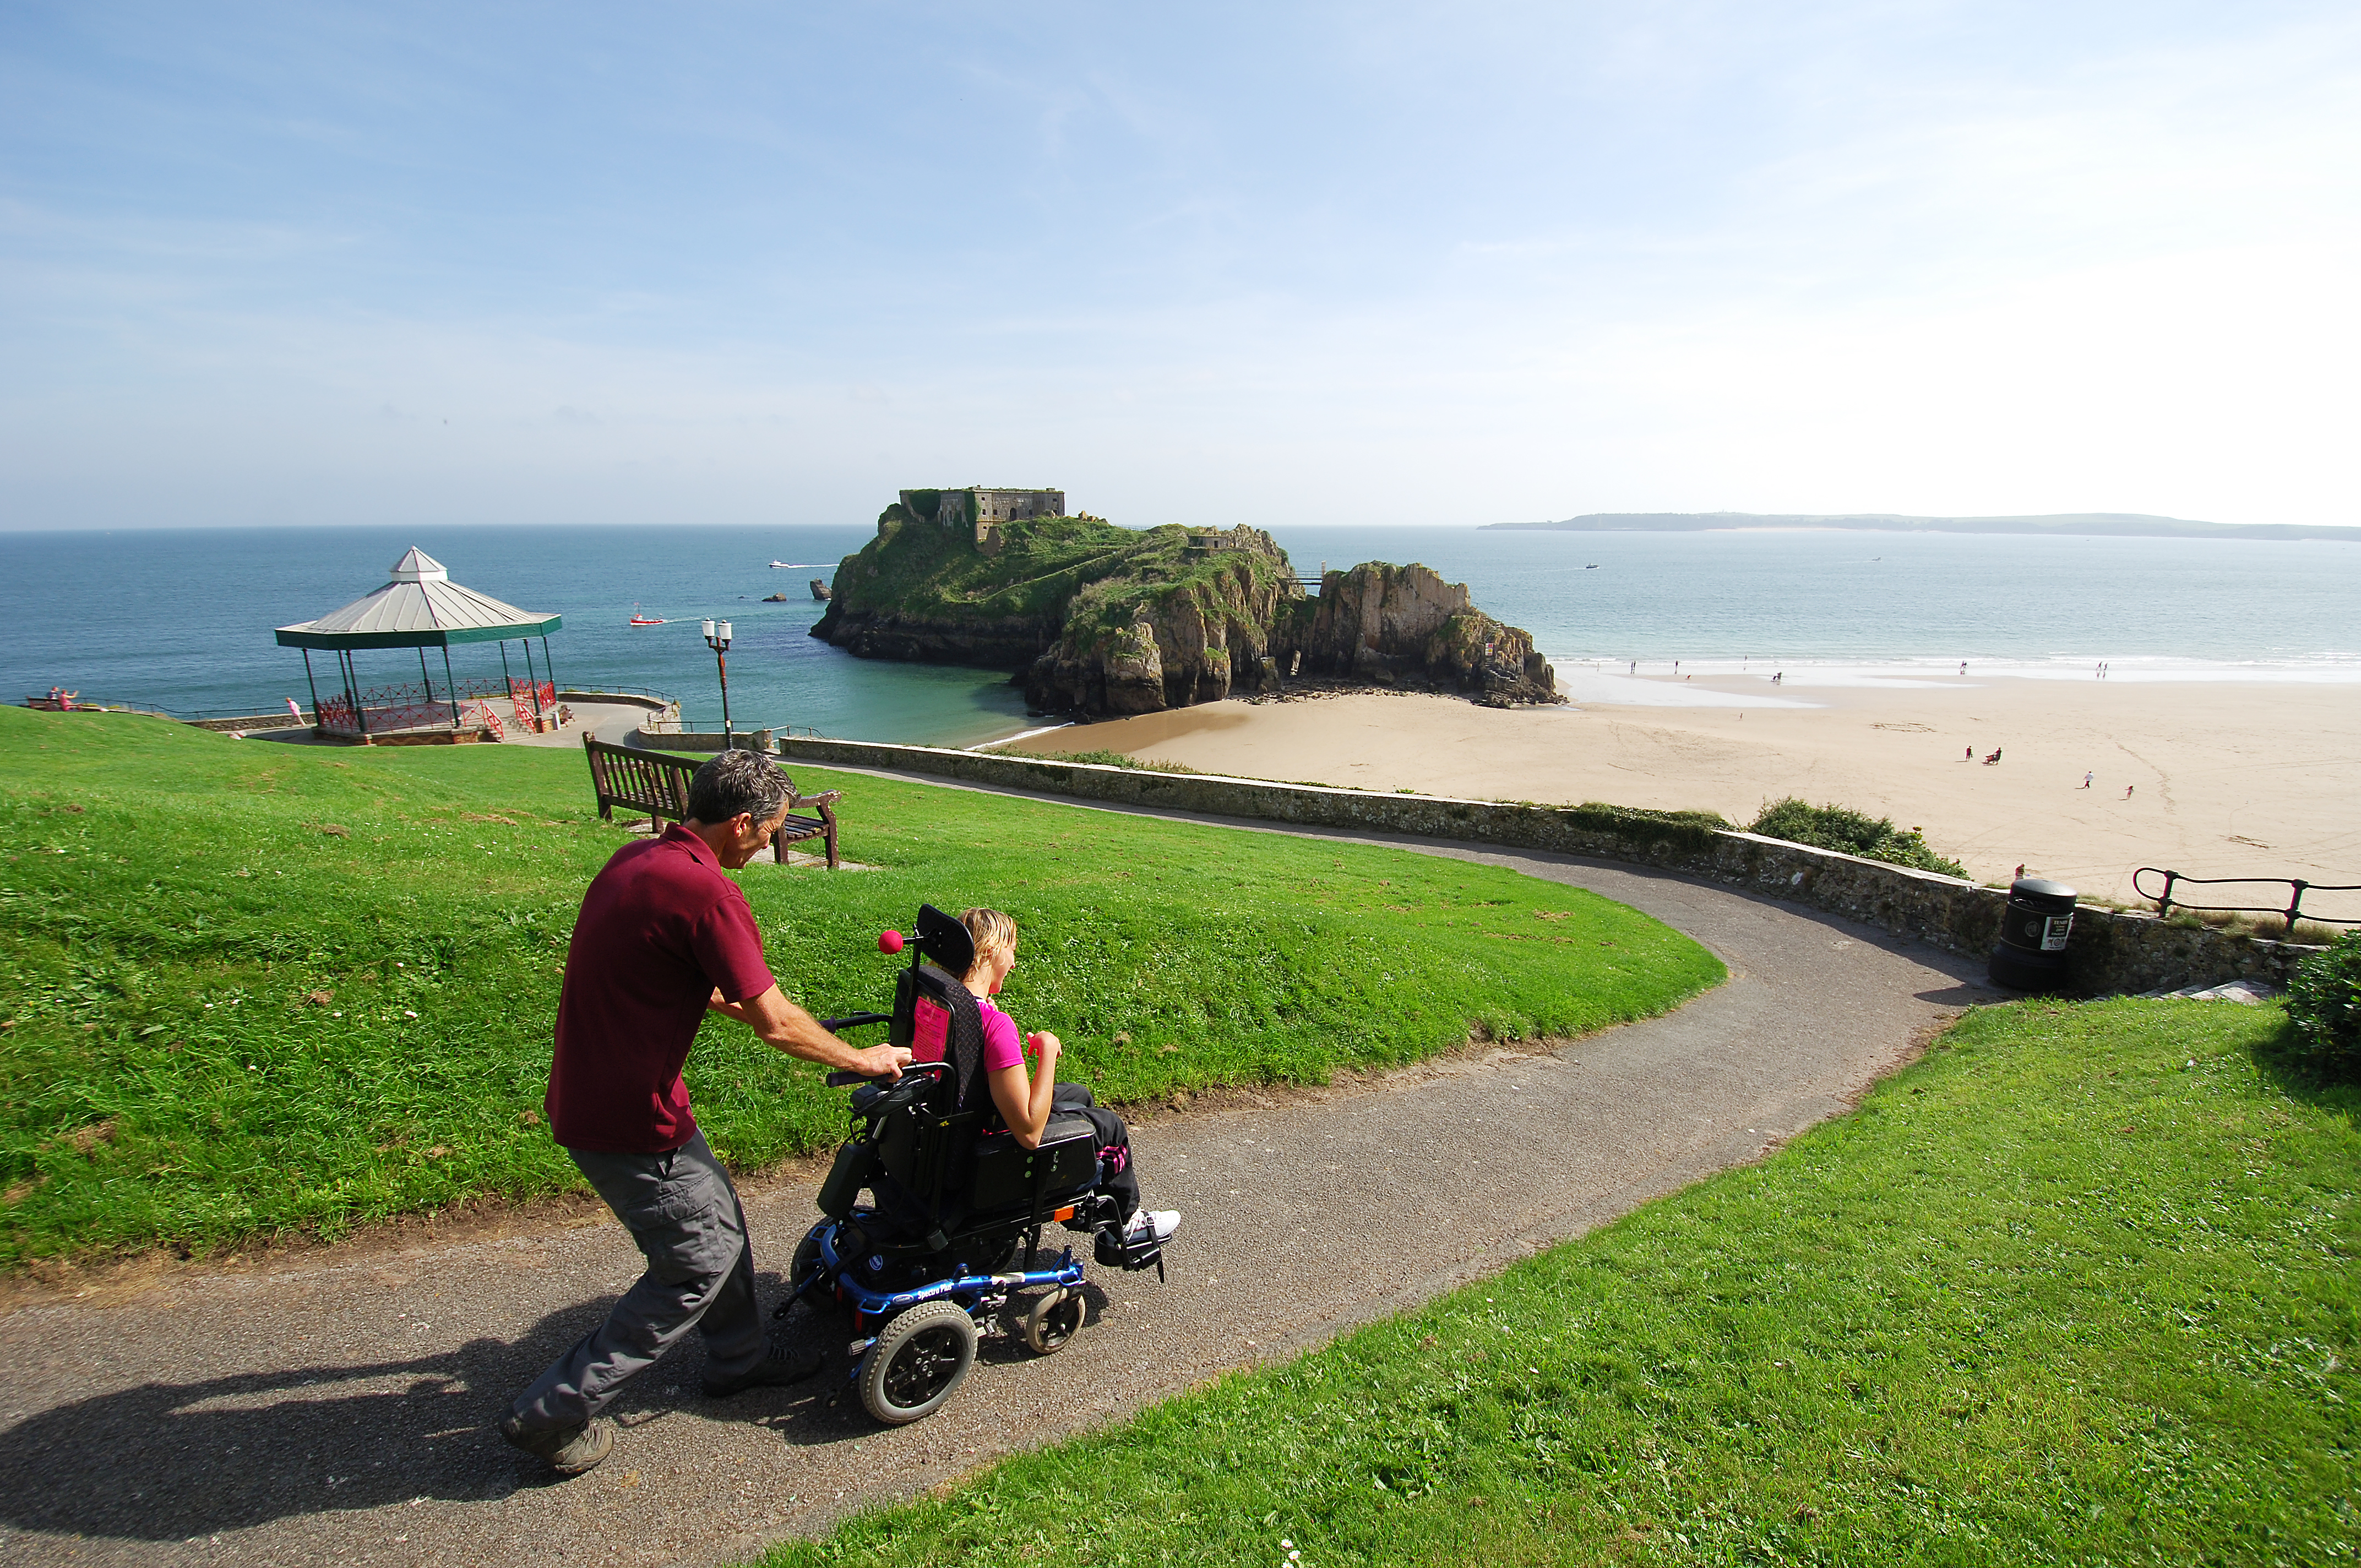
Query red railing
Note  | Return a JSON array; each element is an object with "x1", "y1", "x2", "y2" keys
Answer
[
  {"x1": 509, "y1": 678, "x2": 554, "y2": 729},
  {"x1": 308, "y1": 677, "x2": 558, "y2": 738},
  {"x1": 318, "y1": 680, "x2": 507, "y2": 737}
]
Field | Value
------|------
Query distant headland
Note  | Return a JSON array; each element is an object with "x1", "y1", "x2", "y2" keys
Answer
[
  {"x1": 814, "y1": 488, "x2": 1562, "y2": 718},
  {"x1": 1483, "y1": 511, "x2": 2359, "y2": 542}
]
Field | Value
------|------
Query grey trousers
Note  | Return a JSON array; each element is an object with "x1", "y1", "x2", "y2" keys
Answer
[{"x1": 507, "y1": 1129, "x2": 768, "y2": 1431}]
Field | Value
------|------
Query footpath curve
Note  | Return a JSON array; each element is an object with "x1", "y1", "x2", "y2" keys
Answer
[{"x1": 0, "y1": 786, "x2": 2003, "y2": 1568}]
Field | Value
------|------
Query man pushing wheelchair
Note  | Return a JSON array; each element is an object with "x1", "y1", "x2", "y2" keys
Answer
[{"x1": 502, "y1": 749, "x2": 1177, "y2": 1474}]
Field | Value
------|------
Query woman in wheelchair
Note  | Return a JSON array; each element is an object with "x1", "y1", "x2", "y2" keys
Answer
[{"x1": 957, "y1": 908, "x2": 1181, "y2": 1251}]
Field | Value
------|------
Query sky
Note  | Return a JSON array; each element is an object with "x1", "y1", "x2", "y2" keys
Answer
[{"x1": 3, "y1": 2, "x2": 2358, "y2": 532}]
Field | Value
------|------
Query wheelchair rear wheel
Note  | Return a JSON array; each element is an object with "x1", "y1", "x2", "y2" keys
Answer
[
  {"x1": 859, "y1": 1301, "x2": 978, "y2": 1424},
  {"x1": 1023, "y1": 1287, "x2": 1085, "y2": 1355}
]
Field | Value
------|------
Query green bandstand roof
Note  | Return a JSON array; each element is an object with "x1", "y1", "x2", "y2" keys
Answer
[{"x1": 275, "y1": 548, "x2": 562, "y2": 650}]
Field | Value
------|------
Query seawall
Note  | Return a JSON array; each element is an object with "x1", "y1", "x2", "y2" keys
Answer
[{"x1": 777, "y1": 736, "x2": 2320, "y2": 998}]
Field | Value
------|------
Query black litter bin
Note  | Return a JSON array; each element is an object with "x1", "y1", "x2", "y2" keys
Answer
[{"x1": 1989, "y1": 876, "x2": 2077, "y2": 992}]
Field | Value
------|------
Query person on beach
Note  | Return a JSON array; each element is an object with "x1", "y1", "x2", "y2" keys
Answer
[
  {"x1": 1966, "y1": 746, "x2": 1974, "y2": 762},
  {"x1": 956, "y1": 907, "x2": 1179, "y2": 1251},
  {"x1": 2125, "y1": 783, "x2": 2135, "y2": 799},
  {"x1": 2084, "y1": 771, "x2": 2093, "y2": 788},
  {"x1": 501, "y1": 749, "x2": 910, "y2": 1478}
]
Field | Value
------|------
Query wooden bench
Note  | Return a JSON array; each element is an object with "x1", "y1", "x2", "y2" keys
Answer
[{"x1": 582, "y1": 736, "x2": 841, "y2": 869}]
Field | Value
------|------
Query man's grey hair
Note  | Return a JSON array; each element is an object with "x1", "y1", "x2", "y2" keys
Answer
[{"x1": 687, "y1": 748, "x2": 791, "y2": 826}]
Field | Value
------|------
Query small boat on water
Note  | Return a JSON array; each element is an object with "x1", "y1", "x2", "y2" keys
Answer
[
  {"x1": 629, "y1": 604, "x2": 666, "y2": 627},
  {"x1": 1586, "y1": 563, "x2": 1600, "y2": 569},
  {"x1": 769, "y1": 560, "x2": 790, "y2": 568}
]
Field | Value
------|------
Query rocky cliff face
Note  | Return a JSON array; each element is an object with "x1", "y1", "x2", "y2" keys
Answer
[
  {"x1": 1022, "y1": 537, "x2": 1302, "y2": 714},
  {"x1": 814, "y1": 503, "x2": 1559, "y2": 716},
  {"x1": 809, "y1": 500, "x2": 1064, "y2": 668},
  {"x1": 1274, "y1": 563, "x2": 1562, "y2": 707}
]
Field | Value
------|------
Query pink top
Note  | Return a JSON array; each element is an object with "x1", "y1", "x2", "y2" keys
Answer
[
  {"x1": 975, "y1": 994, "x2": 1027, "y2": 1074},
  {"x1": 909, "y1": 990, "x2": 1028, "y2": 1076}
]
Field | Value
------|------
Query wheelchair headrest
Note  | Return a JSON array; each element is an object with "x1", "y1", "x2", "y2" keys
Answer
[{"x1": 909, "y1": 903, "x2": 975, "y2": 978}]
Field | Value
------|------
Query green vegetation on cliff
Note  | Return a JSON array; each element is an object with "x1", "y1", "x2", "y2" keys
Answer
[
  {"x1": 817, "y1": 507, "x2": 1313, "y2": 711},
  {"x1": 0, "y1": 708, "x2": 1718, "y2": 1265},
  {"x1": 826, "y1": 508, "x2": 1156, "y2": 626},
  {"x1": 823, "y1": 507, "x2": 1296, "y2": 638}
]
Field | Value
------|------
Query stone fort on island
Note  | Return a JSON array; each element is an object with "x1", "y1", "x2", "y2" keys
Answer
[{"x1": 893, "y1": 487, "x2": 1067, "y2": 555}]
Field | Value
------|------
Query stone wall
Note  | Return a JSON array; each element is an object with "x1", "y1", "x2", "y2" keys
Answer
[
  {"x1": 778, "y1": 736, "x2": 2320, "y2": 998},
  {"x1": 629, "y1": 727, "x2": 774, "y2": 753},
  {"x1": 186, "y1": 711, "x2": 312, "y2": 732}
]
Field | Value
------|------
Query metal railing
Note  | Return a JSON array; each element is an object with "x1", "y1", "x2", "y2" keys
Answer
[
  {"x1": 559, "y1": 683, "x2": 682, "y2": 707},
  {"x1": 2134, "y1": 868, "x2": 2361, "y2": 932}
]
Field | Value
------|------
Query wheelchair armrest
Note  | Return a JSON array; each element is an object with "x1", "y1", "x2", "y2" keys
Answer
[
  {"x1": 819, "y1": 1011, "x2": 892, "y2": 1033},
  {"x1": 973, "y1": 1112, "x2": 1096, "y2": 1156}
]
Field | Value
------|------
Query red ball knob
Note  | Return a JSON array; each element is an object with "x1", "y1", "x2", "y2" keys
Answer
[{"x1": 878, "y1": 929, "x2": 905, "y2": 954}]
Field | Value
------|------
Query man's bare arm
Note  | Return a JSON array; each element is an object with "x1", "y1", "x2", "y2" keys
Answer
[{"x1": 715, "y1": 984, "x2": 906, "y2": 1077}]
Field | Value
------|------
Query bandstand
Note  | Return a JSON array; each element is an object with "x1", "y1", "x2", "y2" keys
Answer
[{"x1": 274, "y1": 548, "x2": 564, "y2": 743}]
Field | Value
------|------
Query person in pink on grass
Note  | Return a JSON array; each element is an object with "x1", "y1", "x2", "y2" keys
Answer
[{"x1": 954, "y1": 907, "x2": 1179, "y2": 1250}]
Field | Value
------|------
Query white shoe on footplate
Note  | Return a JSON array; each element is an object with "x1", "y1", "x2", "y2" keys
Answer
[{"x1": 1123, "y1": 1208, "x2": 1180, "y2": 1246}]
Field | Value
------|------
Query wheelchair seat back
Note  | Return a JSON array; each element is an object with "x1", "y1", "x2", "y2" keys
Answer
[
  {"x1": 893, "y1": 960, "x2": 996, "y2": 1119},
  {"x1": 831, "y1": 952, "x2": 1102, "y2": 1233}
]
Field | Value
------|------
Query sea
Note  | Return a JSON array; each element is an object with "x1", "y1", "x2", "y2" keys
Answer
[{"x1": 3, "y1": 523, "x2": 2358, "y2": 747}]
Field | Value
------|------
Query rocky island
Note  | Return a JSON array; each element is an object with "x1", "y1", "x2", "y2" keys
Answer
[{"x1": 812, "y1": 488, "x2": 1561, "y2": 717}]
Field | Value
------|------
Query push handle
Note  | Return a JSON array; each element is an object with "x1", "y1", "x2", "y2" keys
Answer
[
  {"x1": 818, "y1": 1011, "x2": 892, "y2": 1033},
  {"x1": 825, "y1": 1069, "x2": 894, "y2": 1087}
]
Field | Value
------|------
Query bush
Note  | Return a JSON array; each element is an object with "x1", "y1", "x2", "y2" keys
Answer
[
  {"x1": 1565, "y1": 802, "x2": 1731, "y2": 854},
  {"x1": 994, "y1": 747, "x2": 1198, "y2": 775},
  {"x1": 1748, "y1": 797, "x2": 1969, "y2": 878},
  {"x1": 2284, "y1": 929, "x2": 2361, "y2": 1079}
]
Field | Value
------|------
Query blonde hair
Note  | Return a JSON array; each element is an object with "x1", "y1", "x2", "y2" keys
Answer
[{"x1": 958, "y1": 907, "x2": 1019, "y2": 981}]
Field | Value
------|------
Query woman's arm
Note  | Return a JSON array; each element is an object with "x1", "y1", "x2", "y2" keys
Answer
[{"x1": 986, "y1": 1033, "x2": 1061, "y2": 1148}]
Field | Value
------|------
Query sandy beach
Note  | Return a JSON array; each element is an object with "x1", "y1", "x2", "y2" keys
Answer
[{"x1": 1003, "y1": 673, "x2": 2361, "y2": 921}]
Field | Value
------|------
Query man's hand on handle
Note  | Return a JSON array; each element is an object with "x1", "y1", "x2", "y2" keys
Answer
[{"x1": 713, "y1": 984, "x2": 910, "y2": 1079}]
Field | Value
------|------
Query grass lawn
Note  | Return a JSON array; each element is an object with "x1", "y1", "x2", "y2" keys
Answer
[
  {"x1": 0, "y1": 707, "x2": 1720, "y2": 1265},
  {"x1": 770, "y1": 999, "x2": 2358, "y2": 1567}
]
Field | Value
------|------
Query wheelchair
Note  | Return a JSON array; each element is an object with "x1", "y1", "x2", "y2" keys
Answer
[{"x1": 782, "y1": 905, "x2": 1171, "y2": 1425}]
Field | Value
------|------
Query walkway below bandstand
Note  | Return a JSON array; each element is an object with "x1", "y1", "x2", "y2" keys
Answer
[
  {"x1": 0, "y1": 797, "x2": 2002, "y2": 1568},
  {"x1": 249, "y1": 701, "x2": 650, "y2": 749}
]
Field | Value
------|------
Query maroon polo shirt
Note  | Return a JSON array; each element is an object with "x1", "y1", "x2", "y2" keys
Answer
[{"x1": 546, "y1": 825, "x2": 776, "y2": 1153}]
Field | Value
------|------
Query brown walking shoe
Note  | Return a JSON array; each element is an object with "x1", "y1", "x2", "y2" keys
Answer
[{"x1": 499, "y1": 1414, "x2": 614, "y2": 1476}]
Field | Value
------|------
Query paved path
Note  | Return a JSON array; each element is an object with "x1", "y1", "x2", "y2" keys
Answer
[{"x1": 0, "y1": 797, "x2": 2001, "y2": 1568}]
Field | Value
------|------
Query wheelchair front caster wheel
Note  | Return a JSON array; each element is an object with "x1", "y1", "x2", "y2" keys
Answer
[
  {"x1": 859, "y1": 1301, "x2": 977, "y2": 1424},
  {"x1": 787, "y1": 1226, "x2": 844, "y2": 1319},
  {"x1": 1023, "y1": 1287, "x2": 1085, "y2": 1355}
]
